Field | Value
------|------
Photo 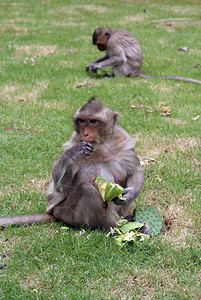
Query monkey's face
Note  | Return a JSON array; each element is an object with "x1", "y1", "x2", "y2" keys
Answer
[
  {"x1": 73, "y1": 97, "x2": 118, "y2": 144},
  {"x1": 77, "y1": 118, "x2": 103, "y2": 143},
  {"x1": 93, "y1": 27, "x2": 111, "y2": 51}
]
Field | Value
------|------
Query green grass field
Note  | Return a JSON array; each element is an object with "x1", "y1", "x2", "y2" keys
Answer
[{"x1": 0, "y1": 0, "x2": 200, "y2": 299}]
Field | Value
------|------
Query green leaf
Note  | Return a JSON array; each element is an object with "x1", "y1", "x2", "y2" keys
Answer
[{"x1": 119, "y1": 222, "x2": 144, "y2": 233}]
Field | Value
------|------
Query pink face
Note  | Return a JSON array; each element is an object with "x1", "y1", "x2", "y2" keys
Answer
[{"x1": 78, "y1": 118, "x2": 101, "y2": 142}]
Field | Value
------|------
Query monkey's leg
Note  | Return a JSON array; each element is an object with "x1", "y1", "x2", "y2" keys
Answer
[
  {"x1": 52, "y1": 183, "x2": 118, "y2": 230},
  {"x1": 113, "y1": 61, "x2": 141, "y2": 77}
]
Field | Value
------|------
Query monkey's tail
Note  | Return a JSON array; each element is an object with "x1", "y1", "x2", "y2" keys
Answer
[
  {"x1": 139, "y1": 72, "x2": 201, "y2": 84},
  {"x1": 138, "y1": 72, "x2": 156, "y2": 79},
  {"x1": 162, "y1": 75, "x2": 201, "y2": 85},
  {"x1": 0, "y1": 213, "x2": 55, "y2": 227}
]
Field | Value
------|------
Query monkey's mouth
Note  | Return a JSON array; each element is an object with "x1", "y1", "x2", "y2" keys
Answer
[{"x1": 97, "y1": 44, "x2": 106, "y2": 51}]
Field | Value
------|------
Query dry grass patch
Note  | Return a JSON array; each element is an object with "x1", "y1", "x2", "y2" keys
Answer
[
  {"x1": 29, "y1": 178, "x2": 50, "y2": 191},
  {"x1": 54, "y1": 21, "x2": 87, "y2": 27},
  {"x1": 42, "y1": 100, "x2": 70, "y2": 110},
  {"x1": 0, "y1": 81, "x2": 48, "y2": 103},
  {"x1": 136, "y1": 133, "x2": 199, "y2": 159},
  {"x1": 163, "y1": 203, "x2": 194, "y2": 244},
  {"x1": 1, "y1": 22, "x2": 28, "y2": 34},
  {"x1": 108, "y1": 272, "x2": 155, "y2": 300},
  {"x1": 50, "y1": 4, "x2": 106, "y2": 15},
  {"x1": 120, "y1": 15, "x2": 148, "y2": 25},
  {"x1": 14, "y1": 45, "x2": 57, "y2": 57},
  {"x1": 149, "y1": 82, "x2": 173, "y2": 93},
  {"x1": 171, "y1": 6, "x2": 199, "y2": 15},
  {"x1": 58, "y1": 60, "x2": 73, "y2": 67}
]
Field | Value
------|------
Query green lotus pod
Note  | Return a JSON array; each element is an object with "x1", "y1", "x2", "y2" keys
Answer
[
  {"x1": 95, "y1": 175, "x2": 126, "y2": 202},
  {"x1": 134, "y1": 205, "x2": 162, "y2": 236}
]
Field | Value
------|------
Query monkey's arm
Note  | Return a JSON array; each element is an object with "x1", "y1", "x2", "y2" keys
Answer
[
  {"x1": 46, "y1": 141, "x2": 94, "y2": 213},
  {"x1": 52, "y1": 141, "x2": 93, "y2": 193},
  {"x1": 114, "y1": 164, "x2": 144, "y2": 206},
  {"x1": 86, "y1": 55, "x2": 109, "y2": 71},
  {"x1": 87, "y1": 48, "x2": 126, "y2": 72},
  {"x1": 125, "y1": 164, "x2": 145, "y2": 199}
]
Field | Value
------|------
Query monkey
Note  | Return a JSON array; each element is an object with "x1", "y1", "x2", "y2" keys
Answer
[
  {"x1": 0, "y1": 97, "x2": 145, "y2": 230},
  {"x1": 86, "y1": 27, "x2": 201, "y2": 85}
]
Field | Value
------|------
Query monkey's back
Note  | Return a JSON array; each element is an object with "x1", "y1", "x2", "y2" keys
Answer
[{"x1": 111, "y1": 29, "x2": 142, "y2": 61}]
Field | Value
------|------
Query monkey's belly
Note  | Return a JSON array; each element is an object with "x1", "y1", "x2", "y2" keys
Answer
[{"x1": 77, "y1": 162, "x2": 115, "y2": 183}]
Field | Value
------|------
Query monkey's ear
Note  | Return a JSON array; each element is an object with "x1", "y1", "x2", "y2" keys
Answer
[{"x1": 113, "y1": 111, "x2": 118, "y2": 124}]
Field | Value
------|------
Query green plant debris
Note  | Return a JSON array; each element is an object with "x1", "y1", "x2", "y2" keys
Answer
[
  {"x1": 95, "y1": 175, "x2": 126, "y2": 202},
  {"x1": 109, "y1": 219, "x2": 149, "y2": 248}
]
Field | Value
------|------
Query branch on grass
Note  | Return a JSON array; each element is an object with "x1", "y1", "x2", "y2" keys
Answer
[
  {"x1": 3, "y1": 127, "x2": 44, "y2": 132},
  {"x1": 151, "y1": 18, "x2": 194, "y2": 23}
]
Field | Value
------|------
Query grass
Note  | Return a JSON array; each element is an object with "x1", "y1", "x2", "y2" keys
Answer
[{"x1": 0, "y1": 0, "x2": 200, "y2": 299}]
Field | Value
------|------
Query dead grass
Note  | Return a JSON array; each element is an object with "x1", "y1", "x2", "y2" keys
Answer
[
  {"x1": 0, "y1": 81, "x2": 48, "y2": 103},
  {"x1": 149, "y1": 82, "x2": 172, "y2": 93},
  {"x1": 119, "y1": 15, "x2": 148, "y2": 25},
  {"x1": 171, "y1": 6, "x2": 199, "y2": 14},
  {"x1": 28, "y1": 178, "x2": 50, "y2": 191},
  {"x1": 1, "y1": 22, "x2": 28, "y2": 34},
  {"x1": 14, "y1": 45, "x2": 57, "y2": 57},
  {"x1": 136, "y1": 134, "x2": 199, "y2": 159},
  {"x1": 58, "y1": 60, "x2": 73, "y2": 67},
  {"x1": 50, "y1": 4, "x2": 106, "y2": 15},
  {"x1": 163, "y1": 203, "x2": 194, "y2": 243}
]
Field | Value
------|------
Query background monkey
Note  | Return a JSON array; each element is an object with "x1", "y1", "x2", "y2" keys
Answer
[
  {"x1": 0, "y1": 97, "x2": 144, "y2": 230},
  {"x1": 86, "y1": 27, "x2": 201, "y2": 84}
]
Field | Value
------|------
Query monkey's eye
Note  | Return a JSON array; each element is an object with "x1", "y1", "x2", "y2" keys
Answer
[
  {"x1": 105, "y1": 32, "x2": 110, "y2": 38},
  {"x1": 89, "y1": 119, "x2": 98, "y2": 124},
  {"x1": 79, "y1": 119, "x2": 85, "y2": 123},
  {"x1": 78, "y1": 119, "x2": 86, "y2": 127},
  {"x1": 89, "y1": 119, "x2": 100, "y2": 126}
]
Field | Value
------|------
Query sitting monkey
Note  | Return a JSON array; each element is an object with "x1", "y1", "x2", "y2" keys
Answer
[
  {"x1": 86, "y1": 27, "x2": 201, "y2": 84},
  {"x1": 0, "y1": 98, "x2": 144, "y2": 229},
  {"x1": 46, "y1": 97, "x2": 145, "y2": 229}
]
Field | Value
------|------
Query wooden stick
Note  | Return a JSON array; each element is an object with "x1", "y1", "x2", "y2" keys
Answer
[{"x1": 102, "y1": 201, "x2": 108, "y2": 216}]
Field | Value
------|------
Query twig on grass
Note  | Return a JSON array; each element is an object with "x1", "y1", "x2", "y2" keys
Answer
[
  {"x1": 3, "y1": 127, "x2": 44, "y2": 132},
  {"x1": 151, "y1": 18, "x2": 194, "y2": 23}
]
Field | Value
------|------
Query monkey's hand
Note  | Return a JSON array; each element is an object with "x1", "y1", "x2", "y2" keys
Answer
[
  {"x1": 113, "y1": 188, "x2": 135, "y2": 206},
  {"x1": 72, "y1": 141, "x2": 94, "y2": 160},
  {"x1": 86, "y1": 63, "x2": 100, "y2": 73}
]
